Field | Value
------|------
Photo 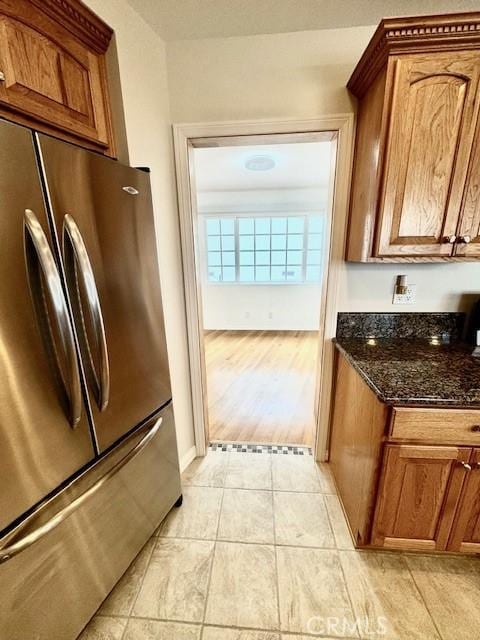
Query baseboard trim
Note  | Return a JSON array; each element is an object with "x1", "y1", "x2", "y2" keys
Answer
[{"x1": 179, "y1": 445, "x2": 197, "y2": 472}]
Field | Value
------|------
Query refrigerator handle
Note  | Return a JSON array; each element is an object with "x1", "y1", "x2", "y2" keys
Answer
[
  {"x1": 0, "y1": 416, "x2": 163, "y2": 564},
  {"x1": 24, "y1": 209, "x2": 82, "y2": 428},
  {"x1": 62, "y1": 214, "x2": 110, "y2": 412}
]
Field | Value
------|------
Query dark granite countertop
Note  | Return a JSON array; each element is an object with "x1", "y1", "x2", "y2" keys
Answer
[{"x1": 335, "y1": 338, "x2": 480, "y2": 407}]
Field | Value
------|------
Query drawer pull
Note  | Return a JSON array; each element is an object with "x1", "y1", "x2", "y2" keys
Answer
[
  {"x1": 459, "y1": 461, "x2": 472, "y2": 471},
  {"x1": 471, "y1": 425, "x2": 480, "y2": 432}
]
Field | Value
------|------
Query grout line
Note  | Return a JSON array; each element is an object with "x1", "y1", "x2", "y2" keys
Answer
[
  {"x1": 126, "y1": 534, "x2": 158, "y2": 625},
  {"x1": 114, "y1": 614, "x2": 358, "y2": 638},
  {"x1": 271, "y1": 456, "x2": 283, "y2": 633},
  {"x1": 335, "y1": 550, "x2": 361, "y2": 640},
  {"x1": 199, "y1": 485, "x2": 225, "y2": 638},
  {"x1": 322, "y1": 492, "x2": 340, "y2": 550},
  {"x1": 403, "y1": 556, "x2": 444, "y2": 640},
  {"x1": 183, "y1": 481, "x2": 336, "y2": 495}
]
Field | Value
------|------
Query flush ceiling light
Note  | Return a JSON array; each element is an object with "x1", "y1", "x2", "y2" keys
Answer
[{"x1": 245, "y1": 155, "x2": 275, "y2": 171}]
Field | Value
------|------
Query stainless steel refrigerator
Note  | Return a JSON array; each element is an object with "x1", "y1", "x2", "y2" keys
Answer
[{"x1": 0, "y1": 119, "x2": 182, "y2": 639}]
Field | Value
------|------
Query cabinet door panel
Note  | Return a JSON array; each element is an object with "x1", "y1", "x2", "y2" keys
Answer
[
  {"x1": 371, "y1": 445, "x2": 471, "y2": 550},
  {"x1": 448, "y1": 449, "x2": 480, "y2": 552},
  {"x1": 376, "y1": 53, "x2": 480, "y2": 257},
  {"x1": 456, "y1": 116, "x2": 480, "y2": 256},
  {"x1": 0, "y1": 15, "x2": 108, "y2": 146}
]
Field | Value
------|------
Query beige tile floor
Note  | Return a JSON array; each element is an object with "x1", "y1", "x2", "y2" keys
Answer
[{"x1": 80, "y1": 451, "x2": 480, "y2": 640}]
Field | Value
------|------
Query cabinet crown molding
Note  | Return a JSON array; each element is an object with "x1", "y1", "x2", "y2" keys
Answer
[
  {"x1": 10, "y1": 0, "x2": 113, "y2": 54},
  {"x1": 348, "y1": 12, "x2": 480, "y2": 98}
]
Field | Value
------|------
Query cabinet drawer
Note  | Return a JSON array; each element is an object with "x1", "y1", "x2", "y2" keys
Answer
[{"x1": 390, "y1": 408, "x2": 480, "y2": 444}]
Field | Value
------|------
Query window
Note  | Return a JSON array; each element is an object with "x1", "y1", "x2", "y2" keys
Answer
[{"x1": 205, "y1": 215, "x2": 324, "y2": 283}]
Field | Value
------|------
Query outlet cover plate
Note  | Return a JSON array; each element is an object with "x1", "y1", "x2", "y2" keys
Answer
[{"x1": 393, "y1": 285, "x2": 416, "y2": 305}]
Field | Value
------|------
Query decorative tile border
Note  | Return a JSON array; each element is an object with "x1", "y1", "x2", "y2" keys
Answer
[{"x1": 209, "y1": 442, "x2": 312, "y2": 455}]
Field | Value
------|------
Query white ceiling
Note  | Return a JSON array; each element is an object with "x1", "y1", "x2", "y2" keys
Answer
[
  {"x1": 193, "y1": 141, "x2": 333, "y2": 192},
  {"x1": 126, "y1": 0, "x2": 480, "y2": 41}
]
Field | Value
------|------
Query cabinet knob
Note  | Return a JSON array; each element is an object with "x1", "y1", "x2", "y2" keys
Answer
[
  {"x1": 471, "y1": 425, "x2": 480, "y2": 432},
  {"x1": 459, "y1": 461, "x2": 472, "y2": 471},
  {"x1": 457, "y1": 235, "x2": 472, "y2": 244},
  {"x1": 0, "y1": 71, "x2": 5, "y2": 82},
  {"x1": 443, "y1": 235, "x2": 457, "y2": 244}
]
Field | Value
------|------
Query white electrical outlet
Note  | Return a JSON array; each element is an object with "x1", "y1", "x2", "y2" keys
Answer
[{"x1": 393, "y1": 285, "x2": 416, "y2": 305}]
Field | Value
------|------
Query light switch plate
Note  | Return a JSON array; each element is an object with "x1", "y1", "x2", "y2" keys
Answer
[{"x1": 393, "y1": 284, "x2": 416, "y2": 305}]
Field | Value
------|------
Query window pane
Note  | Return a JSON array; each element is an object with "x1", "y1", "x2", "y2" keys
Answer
[
  {"x1": 255, "y1": 266, "x2": 270, "y2": 281},
  {"x1": 255, "y1": 235, "x2": 270, "y2": 250},
  {"x1": 308, "y1": 234, "x2": 322, "y2": 250},
  {"x1": 221, "y1": 219, "x2": 235, "y2": 235},
  {"x1": 206, "y1": 219, "x2": 220, "y2": 235},
  {"x1": 288, "y1": 217, "x2": 304, "y2": 233},
  {"x1": 271, "y1": 235, "x2": 286, "y2": 250},
  {"x1": 239, "y1": 266, "x2": 255, "y2": 282},
  {"x1": 207, "y1": 236, "x2": 221, "y2": 251},
  {"x1": 271, "y1": 266, "x2": 286, "y2": 282},
  {"x1": 271, "y1": 217, "x2": 287, "y2": 234},
  {"x1": 239, "y1": 251, "x2": 254, "y2": 265},
  {"x1": 309, "y1": 215, "x2": 323, "y2": 233},
  {"x1": 222, "y1": 266, "x2": 236, "y2": 282},
  {"x1": 287, "y1": 250, "x2": 302, "y2": 265},
  {"x1": 208, "y1": 251, "x2": 221, "y2": 266},
  {"x1": 307, "y1": 250, "x2": 322, "y2": 265},
  {"x1": 239, "y1": 235, "x2": 254, "y2": 250},
  {"x1": 285, "y1": 266, "x2": 302, "y2": 282},
  {"x1": 221, "y1": 235, "x2": 235, "y2": 251},
  {"x1": 255, "y1": 251, "x2": 270, "y2": 266},
  {"x1": 306, "y1": 265, "x2": 321, "y2": 282},
  {"x1": 222, "y1": 251, "x2": 235, "y2": 266},
  {"x1": 208, "y1": 266, "x2": 222, "y2": 282},
  {"x1": 255, "y1": 218, "x2": 270, "y2": 234},
  {"x1": 238, "y1": 218, "x2": 254, "y2": 234},
  {"x1": 287, "y1": 234, "x2": 303, "y2": 250},
  {"x1": 271, "y1": 250, "x2": 286, "y2": 265}
]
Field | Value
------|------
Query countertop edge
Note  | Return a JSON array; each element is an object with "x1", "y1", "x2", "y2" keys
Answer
[{"x1": 333, "y1": 339, "x2": 480, "y2": 410}]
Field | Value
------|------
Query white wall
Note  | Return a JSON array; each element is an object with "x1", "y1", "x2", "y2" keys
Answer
[
  {"x1": 202, "y1": 284, "x2": 322, "y2": 330},
  {"x1": 167, "y1": 27, "x2": 480, "y2": 314},
  {"x1": 84, "y1": 0, "x2": 195, "y2": 463}
]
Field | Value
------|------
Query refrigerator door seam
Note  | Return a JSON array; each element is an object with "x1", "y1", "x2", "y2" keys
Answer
[
  {"x1": 33, "y1": 132, "x2": 100, "y2": 455},
  {"x1": 63, "y1": 213, "x2": 110, "y2": 412}
]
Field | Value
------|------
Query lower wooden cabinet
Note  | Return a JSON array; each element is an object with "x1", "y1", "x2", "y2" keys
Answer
[
  {"x1": 330, "y1": 352, "x2": 480, "y2": 554},
  {"x1": 448, "y1": 448, "x2": 480, "y2": 553},
  {"x1": 371, "y1": 444, "x2": 472, "y2": 551}
]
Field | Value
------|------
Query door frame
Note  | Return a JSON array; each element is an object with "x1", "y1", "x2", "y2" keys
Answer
[{"x1": 173, "y1": 115, "x2": 355, "y2": 460}]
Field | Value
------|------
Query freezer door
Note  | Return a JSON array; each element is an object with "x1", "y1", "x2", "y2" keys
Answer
[
  {"x1": 0, "y1": 120, "x2": 95, "y2": 533},
  {"x1": 37, "y1": 134, "x2": 172, "y2": 451}
]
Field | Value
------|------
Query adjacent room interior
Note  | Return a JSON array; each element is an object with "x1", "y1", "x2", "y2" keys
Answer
[{"x1": 192, "y1": 136, "x2": 336, "y2": 447}]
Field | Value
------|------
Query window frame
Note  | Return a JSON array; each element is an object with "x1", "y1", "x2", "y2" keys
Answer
[{"x1": 202, "y1": 212, "x2": 325, "y2": 285}]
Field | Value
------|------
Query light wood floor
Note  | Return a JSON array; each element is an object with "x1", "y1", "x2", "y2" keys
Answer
[{"x1": 204, "y1": 330, "x2": 319, "y2": 446}]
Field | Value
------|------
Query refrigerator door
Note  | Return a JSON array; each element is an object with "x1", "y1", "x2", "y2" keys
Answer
[
  {"x1": 0, "y1": 120, "x2": 95, "y2": 533},
  {"x1": 37, "y1": 133, "x2": 172, "y2": 451}
]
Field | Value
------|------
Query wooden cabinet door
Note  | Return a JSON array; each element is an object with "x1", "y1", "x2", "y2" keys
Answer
[
  {"x1": 375, "y1": 52, "x2": 480, "y2": 257},
  {"x1": 371, "y1": 444, "x2": 471, "y2": 551},
  {"x1": 0, "y1": 14, "x2": 109, "y2": 148},
  {"x1": 455, "y1": 115, "x2": 480, "y2": 257},
  {"x1": 448, "y1": 449, "x2": 480, "y2": 552}
]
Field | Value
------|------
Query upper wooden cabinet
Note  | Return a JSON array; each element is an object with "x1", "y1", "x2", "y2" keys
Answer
[
  {"x1": 346, "y1": 13, "x2": 480, "y2": 261},
  {"x1": 0, "y1": 0, "x2": 115, "y2": 156}
]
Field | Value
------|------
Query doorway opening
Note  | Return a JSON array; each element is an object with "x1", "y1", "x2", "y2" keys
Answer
[
  {"x1": 191, "y1": 133, "x2": 337, "y2": 448},
  {"x1": 173, "y1": 117, "x2": 354, "y2": 461}
]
